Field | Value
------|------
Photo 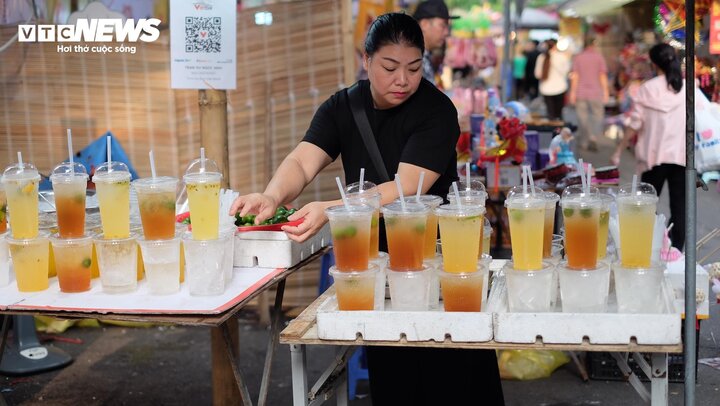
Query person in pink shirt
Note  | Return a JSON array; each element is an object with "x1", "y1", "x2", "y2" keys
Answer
[
  {"x1": 612, "y1": 43, "x2": 686, "y2": 249},
  {"x1": 568, "y1": 37, "x2": 609, "y2": 151}
]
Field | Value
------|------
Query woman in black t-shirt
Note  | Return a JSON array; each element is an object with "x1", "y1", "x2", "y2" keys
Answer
[{"x1": 230, "y1": 13, "x2": 504, "y2": 406}]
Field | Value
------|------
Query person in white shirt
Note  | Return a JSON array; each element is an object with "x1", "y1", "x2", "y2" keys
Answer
[{"x1": 534, "y1": 39, "x2": 571, "y2": 120}]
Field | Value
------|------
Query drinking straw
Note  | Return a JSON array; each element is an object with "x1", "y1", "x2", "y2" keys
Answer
[
  {"x1": 149, "y1": 150, "x2": 157, "y2": 179},
  {"x1": 416, "y1": 171, "x2": 425, "y2": 202},
  {"x1": 200, "y1": 147, "x2": 206, "y2": 172},
  {"x1": 67, "y1": 129, "x2": 74, "y2": 172},
  {"x1": 394, "y1": 174, "x2": 406, "y2": 212},
  {"x1": 586, "y1": 163, "x2": 592, "y2": 191},
  {"x1": 465, "y1": 162, "x2": 471, "y2": 190},
  {"x1": 452, "y1": 181, "x2": 462, "y2": 209},
  {"x1": 335, "y1": 176, "x2": 349, "y2": 208},
  {"x1": 631, "y1": 174, "x2": 638, "y2": 195},
  {"x1": 577, "y1": 159, "x2": 586, "y2": 192},
  {"x1": 522, "y1": 165, "x2": 528, "y2": 196},
  {"x1": 526, "y1": 165, "x2": 536, "y2": 197},
  {"x1": 359, "y1": 168, "x2": 365, "y2": 192},
  {"x1": 106, "y1": 135, "x2": 112, "y2": 172},
  {"x1": 17, "y1": 151, "x2": 23, "y2": 173}
]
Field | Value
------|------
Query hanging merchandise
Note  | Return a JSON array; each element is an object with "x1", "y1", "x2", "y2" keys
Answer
[{"x1": 655, "y1": 0, "x2": 712, "y2": 45}]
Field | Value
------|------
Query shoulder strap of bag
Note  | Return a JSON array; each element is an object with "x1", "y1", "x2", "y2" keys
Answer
[{"x1": 347, "y1": 83, "x2": 391, "y2": 183}]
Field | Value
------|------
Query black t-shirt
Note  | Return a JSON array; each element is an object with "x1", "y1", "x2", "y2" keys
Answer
[{"x1": 303, "y1": 78, "x2": 459, "y2": 197}]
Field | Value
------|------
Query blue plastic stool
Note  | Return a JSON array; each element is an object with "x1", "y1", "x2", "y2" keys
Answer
[{"x1": 317, "y1": 250, "x2": 369, "y2": 400}]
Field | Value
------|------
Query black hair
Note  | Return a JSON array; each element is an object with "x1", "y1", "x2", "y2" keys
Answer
[
  {"x1": 364, "y1": 13, "x2": 424, "y2": 57},
  {"x1": 649, "y1": 43, "x2": 682, "y2": 93}
]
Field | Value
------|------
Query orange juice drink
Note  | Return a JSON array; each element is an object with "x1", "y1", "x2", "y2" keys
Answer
[
  {"x1": 346, "y1": 181, "x2": 381, "y2": 259},
  {"x1": 505, "y1": 195, "x2": 545, "y2": 271},
  {"x1": 50, "y1": 234, "x2": 93, "y2": 293},
  {"x1": 439, "y1": 264, "x2": 486, "y2": 312},
  {"x1": 2, "y1": 163, "x2": 41, "y2": 239},
  {"x1": 617, "y1": 182, "x2": 658, "y2": 268},
  {"x1": 184, "y1": 172, "x2": 222, "y2": 240},
  {"x1": 93, "y1": 162, "x2": 131, "y2": 239},
  {"x1": 542, "y1": 192, "x2": 560, "y2": 258},
  {"x1": 383, "y1": 201, "x2": 429, "y2": 271},
  {"x1": 562, "y1": 197, "x2": 600, "y2": 269},
  {"x1": 7, "y1": 234, "x2": 49, "y2": 292},
  {"x1": 436, "y1": 204, "x2": 485, "y2": 273},
  {"x1": 133, "y1": 176, "x2": 178, "y2": 240},
  {"x1": 325, "y1": 204, "x2": 374, "y2": 271},
  {"x1": 51, "y1": 163, "x2": 89, "y2": 238},
  {"x1": 596, "y1": 194, "x2": 613, "y2": 259},
  {"x1": 330, "y1": 265, "x2": 378, "y2": 310},
  {"x1": 407, "y1": 195, "x2": 444, "y2": 259},
  {"x1": 0, "y1": 184, "x2": 7, "y2": 233}
]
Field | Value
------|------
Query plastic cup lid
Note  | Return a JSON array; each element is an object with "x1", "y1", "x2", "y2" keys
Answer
[
  {"x1": 507, "y1": 185, "x2": 544, "y2": 201},
  {"x1": 133, "y1": 176, "x2": 178, "y2": 189},
  {"x1": 397, "y1": 194, "x2": 443, "y2": 208},
  {"x1": 346, "y1": 181, "x2": 379, "y2": 197},
  {"x1": 2, "y1": 162, "x2": 39, "y2": 180},
  {"x1": 93, "y1": 161, "x2": 130, "y2": 177},
  {"x1": 618, "y1": 181, "x2": 657, "y2": 197},
  {"x1": 50, "y1": 162, "x2": 88, "y2": 182},
  {"x1": 452, "y1": 178, "x2": 487, "y2": 194},
  {"x1": 325, "y1": 203, "x2": 375, "y2": 218},
  {"x1": 381, "y1": 201, "x2": 429, "y2": 216},
  {"x1": 561, "y1": 184, "x2": 599, "y2": 199},
  {"x1": 184, "y1": 157, "x2": 220, "y2": 175},
  {"x1": 434, "y1": 203, "x2": 486, "y2": 217}
]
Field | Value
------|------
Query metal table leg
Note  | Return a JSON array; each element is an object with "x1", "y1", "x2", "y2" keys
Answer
[
  {"x1": 258, "y1": 279, "x2": 286, "y2": 406},
  {"x1": 220, "y1": 321, "x2": 254, "y2": 406},
  {"x1": 0, "y1": 316, "x2": 10, "y2": 366},
  {"x1": 650, "y1": 353, "x2": 669, "y2": 406},
  {"x1": 290, "y1": 344, "x2": 309, "y2": 406}
]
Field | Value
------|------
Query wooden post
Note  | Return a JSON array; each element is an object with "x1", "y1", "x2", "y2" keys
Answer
[
  {"x1": 341, "y1": 0, "x2": 354, "y2": 86},
  {"x1": 198, "y1": 89, "x2": 239, "y2": 405}
]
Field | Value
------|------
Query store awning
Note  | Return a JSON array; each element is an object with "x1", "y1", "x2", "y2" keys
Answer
[
  {"x1": 516, "y1": 8, "x2": 559, "y2": 29},
  {"x1": 559, "y1": 0, "x2": 635, "y2": 17}
]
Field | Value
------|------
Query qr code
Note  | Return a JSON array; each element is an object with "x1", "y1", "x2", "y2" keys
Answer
[{"x1": 185, "y1": 17, "x2": 221, "y2": 53}]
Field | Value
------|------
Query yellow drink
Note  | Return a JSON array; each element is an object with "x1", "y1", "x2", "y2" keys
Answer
[
  {"x1": 94, "y1": 172, "x2": 131, "y2": 239},
  {"x1": 8, "y1": 235, "x2": 49, "y2": 292},
  {"x1": 506, "y1": 198, "x2": 545, "y2": 271},
  {"x1": 184, "y1": 172, "x2": 222, "y2": 240},
  {"x1": 3, "y1": 172, "x2": 40, "y2": 239},
  {"x1": 436, "y1": 204, "x2": 485, "y2": 273},
  {"x1": 597, "y1": 209, "x2": 610, "y2": 259},
  {"x1": 618, "y1": 195, "x2": 657, "y2": 268},
  {"x1": 0, "y1": 185, "x2": 7, "y2": 233},
  {"x1": 424, "y1": 213, "x2": 439, "y2": 259}
]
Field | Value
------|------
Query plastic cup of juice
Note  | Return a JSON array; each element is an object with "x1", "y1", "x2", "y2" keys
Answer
[
  {"x1": 505, "y1": 188, "x2": 545, "y2": 271},
  {"x1": 346, "y1": 181, "x2": 381, "y2": 259},
  {"x1": 325, "y1": 204, "x2": 374, "y2": 272},
  {"x1": 7, "y1": 233, "x2": 49, "y2": 292},
  {"x1": 49, "y1": 234, "x2": 93, "y2": 293},
  {"x1": 435, "y1": 203, "x2": 485, "y2": 273},
  {"x1": 182, "y1": 231, "x2": 229, "y2": 296},
  {"x1": 617, "y1": 182, "x2": 658, "y2": 268},
  {"x1": 51, "y1": 162, "x2": 89, "y2": 238},
  {"x1": 0, "y1": 183, "x2": 7, "y2": 234},
  {"x1": 447, "y1": 191, "x2": 487, "y2": 259},
  {"x1": 138, "y1": 236, "x2": 181, "y2": 295},
  {"x1": 330, "y1": 264, "x2": 378, "y2": 311},
  {"x1": 183, "y1": 157, "x2": 222, "y2": 241},
  {"x1": 557, "y1": 261, "x2": 611, "y2": 313},
  {"x1": 397, "y1": 195, "x2": 443, "y2": 261},
  {"x1": 561, "y1": 186, "x2": 601, "y2": 270},
  {"x1": 596, "y1": 194, "x2": 613, "y2": 260},
  {"x1": 542, "y1": 192, "x2": 560, "y2": 258},
  {"x1": 2, "y1": 162, "x2": 41, "y2": 239},
  {"x1": 439, "y1": 262, "x2": 487, "y2": 312},
  {"x1": 92, "y1": 161, "x2": 131, "y2": 239},
  {"x1": 382, "y1": 201, "x2": 429, "y2": 271},
  {"x1": 133, "y1": 177, "x2": 178, "y2": 240},
  {"x1": 94, "y1": 233, "x2": 138, "y2": 293}
]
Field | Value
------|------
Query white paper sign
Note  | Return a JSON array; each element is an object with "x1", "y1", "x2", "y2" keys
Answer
[{"x1": 170, "y1": 0, "x2": 236, "y2": 89}]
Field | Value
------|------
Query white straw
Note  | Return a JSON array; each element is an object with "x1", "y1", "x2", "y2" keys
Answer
[
  {"x1": 586, "y1": 163, "x2": 592, "y2": 191},
  {"x1": 416, "y1": 171, "x2": 425, "y2": 202},
  {"x1": 526, "y1": 165, "x2": 536, "y2": 197},
  {"x1": 17, "y1": 151, "x2": 23, "y2": 173},
  {"x1": 200, "y1": 147, "x2": 206, "y2": 172},
  {"x1": 452, "y1": 181, "x2": 462, "y2": 209},
  {"x1": 631, "y1": 174, "x2": 638, "y2": 195},
  {"x1": 394, "y1": 174, "x2": 407, "y2": 212},
  {"x1": 522, "y1": 165, "x2": 528, "y2": 195},
  {"x1": 106, "y1": 135, "x2": 112, "y2": 172},
  {"x1": 578, "y1": 159, "x2": 586, "y2": 192},
  {"x1": 465, "y1": 162, "x2": 471, "y2": 190},
  {"x1": 335, "y1": 177, "x2": 349, "y2": 208},
  {"x1": 149, "y1": 150, "x2": 157, "y2": 179},
  {"x1": 67, "y1": 129, "x2": 74, "y2": 171},
  {"x1": 359, "y1": 168, "x2": 365, "y2": 192}
]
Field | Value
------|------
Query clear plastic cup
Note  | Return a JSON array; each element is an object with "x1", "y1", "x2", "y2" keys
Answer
[
  {"x1": 452, "y1": 177, "x2": 487, "y2": 195},
  {"x1": 0, "y1": 232, "x2": 9, "y2": 286},
  {"x1": 182, "y1": 231, "x2": 229, "y2": 296},
  {"x1": 133, "y1": 176, "x2": 179, "y2": 240},
  {"x1": 2, "y1": 162, "x2": 41, "y2": 239},
  {"x1": 612, "y1": 262, "x2": 665, "y2": 313},
  {"x1": 93, "y1": 162, "x2": 131, "y2": 239},
  {"x1": 0, "y1": 183, "x2": 6, "y2": 233},
  {"x1": 330, "y1": 264, "x2": 378, "y2": 311},
  {"x1": 436, "y1": 204, "x2": 485, "y2": 273},
  {"x1": 387, "y1": 264, "x2": 432, "y2": 311},
  {"x1": 597, "y1": 194, "x2": 613, "y2": 260},
  {"x1": 7, "y1": 233, "x2": 49, "y2": 292},
  {"x1": 50, "y1": 234, "x2": 93, "y2": 293},
  {"x1": 138, "y1": 237, "x2": 181, "y2": 295},
  {"x1": 505, "y1": 190, "x2": 545, "y2": 271},
  {"x1": 558, "y1": 262, "x2": 611, "y2": 313},
  {"x1": 439, "y1": 262, "x2": 487, "y2": 312},
  {"x1": 505, "y1": 261, "x2": 554, "y2": 312},
  {"x1": 219, "y1": 224, "x2": 236, "y2": 283},
  {"x1": 542, "y1": 192, "x2": 560, "y2": 258},
  {"x1": 370, "y1": 252, "x2": 389, "y2": 310},
  {"x1": 346, "y1": 181, "x2": 381, "y2": 259},
  {"x1": 482, "y1": 217, "x2": 492, "y2": 256},
  {"x1": 561, "y1": 188, "x2": 601, "y2": 270},
  {"x1": 424, "y1": 254, "x2": 443, "y2": 309},
  {"x1": 398, "y1": 195, "x2": 444, "y2": 260},
  {"x1": 325, "y1": 204, "x2": 374, "y2": 271},
  {"x1": 382, "y1": 201, "x2": 429, "y2": 271},
  {"x1": 479, "y1": 254, "x2": 492, "y2": 308},
  {"x1": 617, "y1": 182, "x2": 658, "y2": 268},
  {"x1": 94, "y1": 233, "x2": 138, "y2": 293},
  {"x1": 50, "y1": 162, "x2": 89, "y2": 238}
]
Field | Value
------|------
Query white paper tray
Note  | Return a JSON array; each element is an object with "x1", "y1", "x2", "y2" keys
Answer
[
  {"x1": 233, "y1": 224, "x2": 330, "y2": 268},
  {"x1": 316, "y1": 297, "x2": 493, "y2": 343},
  {"x1": 488, "y1": 271, "x2": 681, "y2": 345}
]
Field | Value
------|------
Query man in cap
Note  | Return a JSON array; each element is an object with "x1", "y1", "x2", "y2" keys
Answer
[{"x1": 413, "y1": 0, "x2": 458, "y2": 84}]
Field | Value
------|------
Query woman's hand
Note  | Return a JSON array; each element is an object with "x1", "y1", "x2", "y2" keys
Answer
[
  {"x1": 229, "y1": 193, "x2": 279, "y2": 225},
  {"x1": 281, "y1": 201, "x2": 336, "y2": 243}
]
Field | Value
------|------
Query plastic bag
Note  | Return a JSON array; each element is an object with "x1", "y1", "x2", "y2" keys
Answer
[
  {"x1": 695, "y1": 89, "x2": 720, "y2": 173},
  {"x1": 497, "y1": 350, "x2": 570, "y2": 380}
]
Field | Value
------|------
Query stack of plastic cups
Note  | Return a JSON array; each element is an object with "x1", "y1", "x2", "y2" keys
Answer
[
  {"x1": 504, "y1": 186, "x2": 554, "y2": 312},
  {"x1": 134, "y1": 176, "x2": 182, "y2": 295},
  {"x1": 326, "y1": 203, "x2": 376, "y2": 310},
  {"x1": 383, "y1": 201, "x2": 432, "y2": 311},
  {"x1": 2, "y1": 162, "x2": 51, "y2": 293},
  {"x1": 614, "y1": 182, "x2": 663, "y2": 313},
  {"x1": 346, "y1": 181, "x2": 385, "y2": 309},
  {"x1": 48, "y1": 162, "x2": 94, "y2": 293},
  {"x1": 596, "y1": 194, "x2": 614, "y2": 262},
  {"x1": 92, "y1": 161, "x2": 138, "y2": 293},
  {"x1": 182, "y1": 157, "x2": 228, "y2": 296}
]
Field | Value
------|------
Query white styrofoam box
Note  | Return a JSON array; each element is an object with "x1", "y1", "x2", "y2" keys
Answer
[
  {"x1": 489, "y1": 271, "x2": 681, "y2": 345},
  {"x1": 233, "y1": 224, "x2": 330, "y2": 268},
  {"x1": 316, "y1": 296, "x2": 493, "y2": 342},
  {"x1": 665, "y1": 261, "x2": 710, "y2": 318},
  {"x1": 484, "y1": 162, "x2": 521, "y2": 188}
]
